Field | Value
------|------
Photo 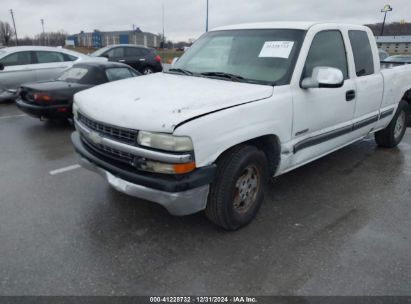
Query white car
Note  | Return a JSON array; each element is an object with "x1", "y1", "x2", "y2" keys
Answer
[
  {"x1": 72, "y1": 22, "x2": 411, "y2": 230},
  {"x1": 0, "y1": 46, "x2": 107, "y2": 101}
]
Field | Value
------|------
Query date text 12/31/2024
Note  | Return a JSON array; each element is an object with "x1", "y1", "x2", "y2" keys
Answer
[{"x1": 149, "y1": 296, "x2": 257, "y2": 303}]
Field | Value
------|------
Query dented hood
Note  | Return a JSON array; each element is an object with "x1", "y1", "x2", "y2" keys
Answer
[{"x1": 74, "y1": 72, "x2": 273, "y2": 133}]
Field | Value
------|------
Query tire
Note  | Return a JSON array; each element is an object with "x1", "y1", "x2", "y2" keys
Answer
[
  {"x1": 375, "y1": 100, "x2": 410, "y2": 148},
  {"x1": 143, "y1": 67, "x2": 154, "y2": 75},
  {"x1": 205, "y1": 145, "x2": 269, "y2": 231}
]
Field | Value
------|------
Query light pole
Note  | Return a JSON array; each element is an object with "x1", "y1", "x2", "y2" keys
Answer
[
  {"x1": 9, "y1": 9, "x2": 18, "y2": 45},
  {"x1": 162, "y1": 3, "x2": 165, "y2": 49},
  {"x1": 380, "y1": 4, "x2": 393, "y2": 36},
  {"x1": 40, "y1": 19, "x2": 45, "y2": 45},
  {"x1": 206, "y1": 0, "x2": 209, "y2": 32}
]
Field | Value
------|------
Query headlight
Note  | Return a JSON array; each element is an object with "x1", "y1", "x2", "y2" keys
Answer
[{"x1": 137, "y1": 131, "x2": 193, "y2": 152}]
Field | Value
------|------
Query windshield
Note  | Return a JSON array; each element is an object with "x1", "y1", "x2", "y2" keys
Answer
[
  {"x1": 172, "y1": 29, "x2": 305, "y2": 85},
  {"x1": 58, "y1": 67, "x2": 90, "y2": 83},
  {"x1": 57, "y1": 65, "x2": 107, "y2": 84},
  {"x1": 90, "y1": 47, "x2": 110, "y2": 57}
]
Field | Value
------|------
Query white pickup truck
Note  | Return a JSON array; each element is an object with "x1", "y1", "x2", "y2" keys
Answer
[{"x1": 72, "y1": 22, "x2": 411, "y2": 230}]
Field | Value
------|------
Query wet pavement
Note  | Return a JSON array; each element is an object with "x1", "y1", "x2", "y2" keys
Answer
[{"x1": 0, "y1": 102, "x2": 410, "y2": 296}]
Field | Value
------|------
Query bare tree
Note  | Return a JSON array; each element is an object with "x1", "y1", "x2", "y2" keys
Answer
[
  {"x1": 366, "y1": 22, "x2": 411, "y2": 36},
  {"x1": 0, "y1": 21, "x2": 13, "y2": 46},
  {"x1": 34, "y1": 31, "x2": 68, "y2": 46}
]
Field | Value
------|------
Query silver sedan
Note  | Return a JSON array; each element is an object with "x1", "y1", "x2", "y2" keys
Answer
[{"x1": 0, "y1": 46, "x2": 106, "y2": 101}]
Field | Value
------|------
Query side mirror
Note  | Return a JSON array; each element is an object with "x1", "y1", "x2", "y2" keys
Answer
[
  {"x1": 171, "y1": 57, "x2": 179, "y2": 66},
  {"x1": 301, "y1": 67, "x2": 344, "y2": 89},
  {"x1": 0, "y1": 63, "x2": 4, "y2": 71}
]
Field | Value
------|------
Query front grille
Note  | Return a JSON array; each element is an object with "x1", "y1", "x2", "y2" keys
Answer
[
  {"x1": 78, "y1": 112, "x2": 138, "y2": 144},
  {"x1": 82, "y1": 136, "x2": 134, "y2": 165}
]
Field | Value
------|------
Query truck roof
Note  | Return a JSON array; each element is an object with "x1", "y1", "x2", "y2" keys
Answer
[{"x1": 212, "y1": 22, "x2": 367, "y2": 31}]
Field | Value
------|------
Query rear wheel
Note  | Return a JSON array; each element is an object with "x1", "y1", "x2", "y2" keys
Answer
[
  {"x1": 143, "y1": 67, "x2": 154, "y2": 75},
  {"x1": 205, "y1": 145, "x2": 269, "y2": 231},
  {"x1": 375, "y1": 100, "x2": 410, "y2": 148}
]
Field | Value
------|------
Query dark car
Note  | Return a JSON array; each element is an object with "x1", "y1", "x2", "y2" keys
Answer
[
  {"x1": 90, "y1": 44, "x2": 163, "y2": 74},
  {"x1": 16, "y1": 61, "x2": 140, "y2": 121}
]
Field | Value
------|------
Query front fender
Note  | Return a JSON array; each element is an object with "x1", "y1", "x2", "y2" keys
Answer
[{"x1": 174, "y1": 86, "x2": 293, "y2": 167}]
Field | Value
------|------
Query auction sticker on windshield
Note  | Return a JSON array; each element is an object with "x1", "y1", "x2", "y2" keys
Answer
[{"x1": 258, "y1": 41, "x2": 294, "y2": 58}]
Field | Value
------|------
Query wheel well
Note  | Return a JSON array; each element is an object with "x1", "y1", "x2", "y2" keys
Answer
[
  {"x1": 403, "y1": 89, "x2": 411, "y2": 109},
  {"x1": 216, "y1": 135, "x2": 281, "y2": 176}
]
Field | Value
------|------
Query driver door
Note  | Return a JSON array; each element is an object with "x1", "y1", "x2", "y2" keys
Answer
[
  {"x1": 0, "y1": 51, "x2": 36, "y2": 91},
  {"x1": 291, "y1": 30, "x2": 356, "y2": 165}
]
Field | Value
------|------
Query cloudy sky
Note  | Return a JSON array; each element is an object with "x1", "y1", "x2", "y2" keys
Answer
[{"x1": 0, "y1": 0, "x2": 409, "y2": 41}]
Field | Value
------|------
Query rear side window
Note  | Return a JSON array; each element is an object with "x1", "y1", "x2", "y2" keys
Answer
[
  {"x1": 64, "y1": 54, "x2": 78, "y2": 61},
  {"x1": 124, "y1": 47, "x2": 143, "y2": 57},
  {"x1": 0, "y1": 51, "x2": 32, "y2": 67},
  {"x1": 105, "y1": 68, "x2": 135, "y2": 81},
  {"x1": 348, "y1": 30, "x2": 374, "y2": 77},
  {"x1": 303, "y1": 30, "x2": 348, "y2": 79},
  {"x1": 36, "y1": 51, "x2": 65, "y2": 63}
]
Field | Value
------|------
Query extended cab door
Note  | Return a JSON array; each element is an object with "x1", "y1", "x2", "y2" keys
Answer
[
  {"x1": 348, "y1": 30, "x2": 384, "y2": 130},
  {"x1": 290, "y1": 29, "x2": 356, "y2": 165}
]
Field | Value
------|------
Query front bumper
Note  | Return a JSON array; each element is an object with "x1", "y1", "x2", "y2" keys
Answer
[
  {"x1": 0, "y1": 89, "x2": 17, "y2": 102},
  {"x1": 15, "y1": 98, "x2": 71, "y2": 119},
  {"x1": 71, "y1": 132, "x2": 215, "y2": 215}
]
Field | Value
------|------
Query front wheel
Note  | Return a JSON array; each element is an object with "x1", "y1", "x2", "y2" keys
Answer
[
  {"x1": 205, "y1": 145, "x2": 269, "y2": 231},
  {"x1": 375, "y1": 100, "x2": 410, "y2": 148}
]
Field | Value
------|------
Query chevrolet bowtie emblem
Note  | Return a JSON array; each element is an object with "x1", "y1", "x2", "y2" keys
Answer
[{"x1": 89, "y1": 131, "x2": 103, "y2": 145}]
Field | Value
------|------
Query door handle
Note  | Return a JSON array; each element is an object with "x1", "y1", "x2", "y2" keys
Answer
[
  {"x1": 139, "y1": 58, "x2": 146, "y2": 61},
  {"x1": 346, "y1": 90, "x2": 356, "y2": 101},
  {"x1": 118, "y1": 59, "x2": 126, "y2": 62}
]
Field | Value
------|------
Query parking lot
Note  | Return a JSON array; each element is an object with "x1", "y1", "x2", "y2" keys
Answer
[{"x1": 0, "y1": 101, "x2": 410, "y2": 296}]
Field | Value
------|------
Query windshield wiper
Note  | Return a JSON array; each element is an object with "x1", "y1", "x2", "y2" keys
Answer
[
  {"x1": 168, "y1": 68, "x2": 193, "y2": 76},
  {"x1": 200, "y1": 72, "x2": 244, "y2": 82}
]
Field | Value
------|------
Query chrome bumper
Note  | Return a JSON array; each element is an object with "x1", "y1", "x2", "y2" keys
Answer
[{"x1": 78, "y1": 156, "x2": 210, "y2": 216}]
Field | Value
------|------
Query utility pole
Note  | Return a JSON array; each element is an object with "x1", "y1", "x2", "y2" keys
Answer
[
  {"x1": 9, "y1": 9, "x2": 18, "y2": 46},
  {"x1": 162, "y1": 3, "x2": 165, "y2": 49},
  {"x1": 40, "y1": 19, "x2": 45, "y2": 45},
  {"x1": 380, "y1": 4, "x2": 393, "y2": 36},
  {"x1": 206, "y1": 0, "x2": 209, "y2": 32}
]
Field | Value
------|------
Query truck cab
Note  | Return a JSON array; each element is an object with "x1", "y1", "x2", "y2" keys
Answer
[{"x1": 72, "y1": 22, "x2": 411, "y2": 230}]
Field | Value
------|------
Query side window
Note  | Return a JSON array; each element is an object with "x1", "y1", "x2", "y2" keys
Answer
[
  {"x1": 348, "y1": 30, "x2": 374, "y2": 77},
  {"x1": 36, "y1": 51, "x2": 65, "y2": 63},
  {"x1": 105, "y1": 48, "x2": 124, "y2": 58},
  {"x1": 105, "y1": 68, "x2": 134, "y2": 81},
  {"x1": 124, "y1": 47, "x2": 143, "y2": 57},
  {"x1": 303, "y1": 30, "x2": 348, "y2": 80},
  {"x1": 0, "y1": 51, "x2": 32, "y2": 67},
  {"x1": 63, "y1": 54, "x2": 78, "y2": 62},
  {"x1": 129, "y1": 69, "x2": 141, "y2": 77}
]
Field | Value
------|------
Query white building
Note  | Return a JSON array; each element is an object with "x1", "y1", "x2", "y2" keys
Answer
[{"x1": 376, "y1": 35, "x2": 411, "y2": 54}]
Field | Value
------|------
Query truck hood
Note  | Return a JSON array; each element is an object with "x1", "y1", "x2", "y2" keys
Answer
[{"x1": 74, "y1": 73, "x2": 273, "y2": 133}]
